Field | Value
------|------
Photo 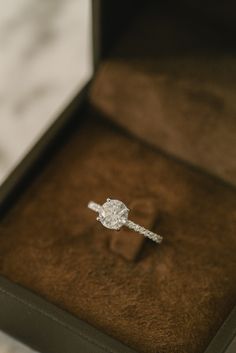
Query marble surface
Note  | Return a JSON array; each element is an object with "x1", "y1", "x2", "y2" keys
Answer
[
  {"x1": 0, "y1": 0, "x2": 92, "y2": 185},
  {"x1": 0, "y1": 0, "x2": 92, "y2": 351},
  {"x1": 0, "y1": 331, "x2": 37, "y2": 353}
]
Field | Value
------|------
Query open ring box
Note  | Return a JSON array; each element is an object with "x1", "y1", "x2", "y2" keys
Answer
[{"x1": 0, "y1": 1, "x2": 236, "y2": 352}]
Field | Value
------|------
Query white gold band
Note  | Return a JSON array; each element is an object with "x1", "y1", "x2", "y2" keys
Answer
[
  {"x1": 88, "y1": 201, "x2": 101, "y2": 213},
  {"x1": 124, "y1": 219, "x2": 162, "y2": 243}
]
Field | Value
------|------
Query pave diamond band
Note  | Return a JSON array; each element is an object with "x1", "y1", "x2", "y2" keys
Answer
[
  {"x1": 125, "y1": 220, "x2": 162, "y2": 243},
  {"x1": 88, "y1": 199, "x2": 162, "y2": 244},
  {"x1": 88, "y1": 201, "x2": 101, "y2": 213}
]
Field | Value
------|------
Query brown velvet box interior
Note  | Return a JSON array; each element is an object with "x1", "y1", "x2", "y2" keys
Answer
[
  {"x1": 91, "y1": 2, "x2": 236, "y2": 187},
  {"x1": 0, "y1": 114, "x2": 236, "y2": 353}
]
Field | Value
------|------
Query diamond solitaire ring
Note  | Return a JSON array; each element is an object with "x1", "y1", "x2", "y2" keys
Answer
[{"x1": 88, "y1": 198, "x2": 162, "y2": 244}]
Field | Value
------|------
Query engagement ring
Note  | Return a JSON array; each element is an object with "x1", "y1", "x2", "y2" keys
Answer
[{"x1": 88, "y1": 198, "x2": 162, "y2": 244}]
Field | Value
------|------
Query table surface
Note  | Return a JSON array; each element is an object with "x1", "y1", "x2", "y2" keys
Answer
[
  {"x1": 0, "y1": 0, "x2": 92, "y2": 186},
  {"x1": 0, "y1": 331, "x2": 37, "y2": 353}
]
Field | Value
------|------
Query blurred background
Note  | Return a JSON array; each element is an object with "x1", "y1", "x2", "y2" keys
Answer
[
  {"x1": 0, "y1": 331, "x2": 38, "y2": 353},
  {"x1": 0, "y1": 0, "x2": 92, "y2": 185},
  {"x1": 0, "y1": 0, "x2": 92, "y2": 351}
]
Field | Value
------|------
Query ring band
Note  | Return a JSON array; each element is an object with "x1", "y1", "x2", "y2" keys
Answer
[{"x1": 88, "y1": 198, "x2": 162, "y2": 244}]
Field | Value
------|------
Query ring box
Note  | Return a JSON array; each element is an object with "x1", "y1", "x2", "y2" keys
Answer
[{"x1": 0, "y1": 1, "x2": 236, "y2": 353}]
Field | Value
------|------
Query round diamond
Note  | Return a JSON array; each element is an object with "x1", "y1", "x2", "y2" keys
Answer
[{"x1": 99, "y1": 199, "x2": 129, "y2": 230}]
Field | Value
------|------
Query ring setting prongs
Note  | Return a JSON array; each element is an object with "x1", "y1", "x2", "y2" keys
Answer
[{"x1": 88, "y1": 198, "x2": 162, "y2": 244}]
